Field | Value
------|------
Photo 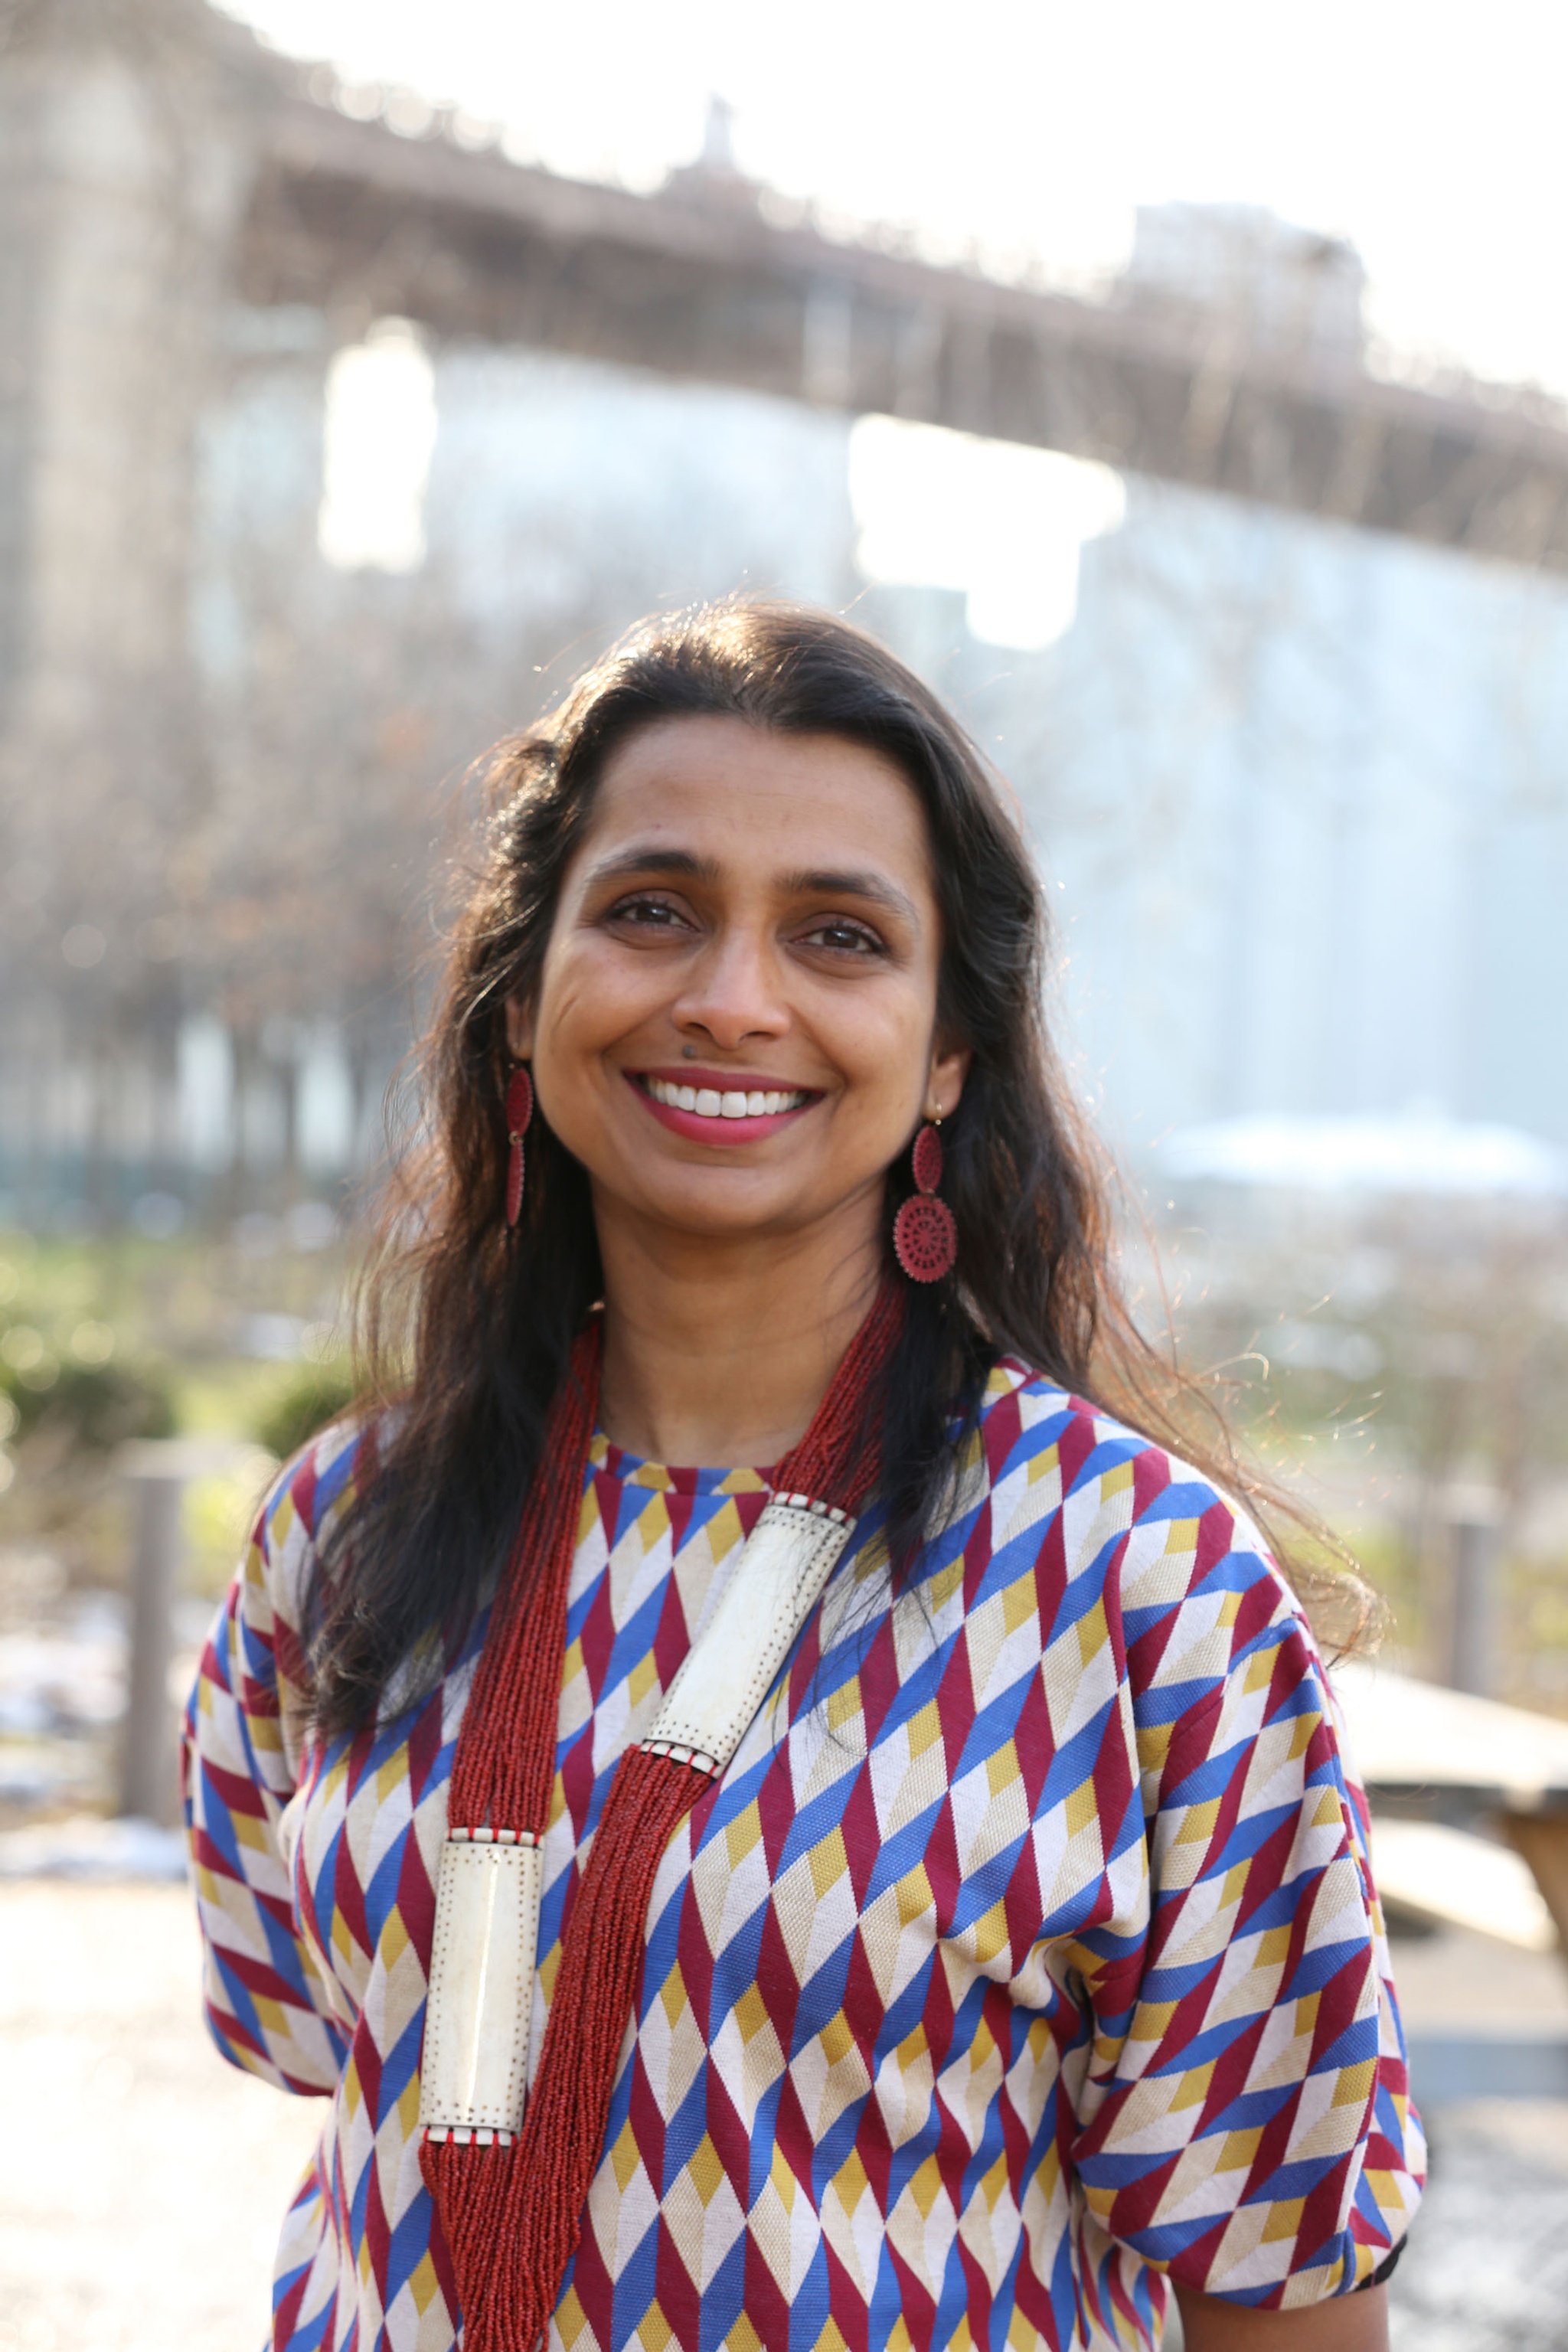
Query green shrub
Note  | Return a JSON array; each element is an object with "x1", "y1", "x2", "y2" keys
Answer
[
  {"x1": 255, "y1": 1365, "x2": 360, "y2": 1462},
  {"x1": 2, "y1": 1359, "x2": 176, "y2": 1450}
]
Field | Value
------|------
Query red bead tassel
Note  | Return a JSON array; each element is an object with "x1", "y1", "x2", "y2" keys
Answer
[
  {"x1": 419, "y1": 1329, "x2": 602, "y2": 2351},
  {"x1": 513, "y1": 1752, "x2": 706, "y2": 2347},
  {"x1": 417, "y1": 1753, "x2": 702, "y2": 2351},
  {"x1": 419, "y1": 2135, "x2": 524, "y2": 2346}
]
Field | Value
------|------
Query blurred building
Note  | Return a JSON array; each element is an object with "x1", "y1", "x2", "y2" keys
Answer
[
  {"x1": 2, "y1": 0, "x2": 1567, "y2": 1225},
  {"x1": 939, "y1": 443, "x2": 1568, "y2": 1158}
]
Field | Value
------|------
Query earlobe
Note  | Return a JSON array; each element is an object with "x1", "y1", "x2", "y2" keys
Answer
[{"x1": 927, "y1": 1040, "x2": 973, "y2": 1122}]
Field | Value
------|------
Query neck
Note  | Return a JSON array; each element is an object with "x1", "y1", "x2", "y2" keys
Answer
[{"x1": 593, "y1": 1191, "x2": 885, "y2": 1468}]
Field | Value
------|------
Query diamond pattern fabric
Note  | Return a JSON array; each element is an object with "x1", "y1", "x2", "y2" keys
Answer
[{"x1": 183, "y1": 1366, "x2": 1423, "y2": 2350}]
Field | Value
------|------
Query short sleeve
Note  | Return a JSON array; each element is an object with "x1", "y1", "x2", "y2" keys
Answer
[
  {"x1": 181, "y1": 1427, "x2": 363, "y2": 2096},
  {"x1": 1063, "y1": 1477, "x2": 1425, "y2": 2310}
]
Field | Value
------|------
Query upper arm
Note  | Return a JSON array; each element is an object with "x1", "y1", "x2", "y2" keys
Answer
[
  {"x1": 181, "y1": 1442, "x2": 356, "y2": 2095},
  {"x1": 1055, "y1": 1452, "x2": 1424, "y2": 2311},
  {"x1": 1174, "y1": 2282, "x2": 1389, "y2": 2351}
]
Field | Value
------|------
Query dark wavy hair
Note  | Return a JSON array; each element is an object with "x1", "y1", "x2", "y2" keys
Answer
[{"x1": 311, "y1": 599, "x2": 1366, "y2": 1734}]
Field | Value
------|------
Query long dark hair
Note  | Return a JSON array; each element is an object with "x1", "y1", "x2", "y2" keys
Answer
[{"x1": 312, "y1": 599, "x2": 1365, "y2": 1734}]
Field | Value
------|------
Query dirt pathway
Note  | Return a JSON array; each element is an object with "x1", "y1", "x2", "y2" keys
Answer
[{"x1": 0, "y1": 1883, "x2": 318, "y2": 2352}]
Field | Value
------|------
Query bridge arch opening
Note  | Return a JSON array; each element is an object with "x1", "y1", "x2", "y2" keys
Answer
[{"x1": 318, "y1": 318, "x2": 437, "y2": 574}]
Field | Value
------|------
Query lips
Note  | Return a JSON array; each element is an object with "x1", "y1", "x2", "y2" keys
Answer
[{"x1": 626, "y1": 1068, "x2": 820, "y2": 1145}]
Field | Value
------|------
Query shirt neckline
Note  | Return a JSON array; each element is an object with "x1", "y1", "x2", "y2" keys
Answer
[{"x1": 588, "y1": 1430, "x2": 775, "y2": 1497}]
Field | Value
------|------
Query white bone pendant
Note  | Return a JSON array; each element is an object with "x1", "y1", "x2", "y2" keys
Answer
[
  {"x1": 420, "y1": 1836, "x2": 542, "y2": 2138},
  {"x1": 643, "y1": 1498, "x2": 856, "y2": 1772}
]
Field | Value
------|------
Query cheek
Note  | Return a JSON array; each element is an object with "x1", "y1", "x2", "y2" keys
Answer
[
  {"x1": 535, "y1": 943, "x2": 640, "y2": 1054},
  {"x1": 818, "y1": 986, "x2": 936, "y2": 1110}
]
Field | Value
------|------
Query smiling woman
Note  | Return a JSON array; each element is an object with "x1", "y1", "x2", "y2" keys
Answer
[{"x1": 183, "y1": 602, "x2": 1421, "y2": 2352}]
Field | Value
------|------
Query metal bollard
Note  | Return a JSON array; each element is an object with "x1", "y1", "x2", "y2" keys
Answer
[
  {"x1": 1443, "y1": 1484, "x2": 1504, "y2": 1700},
  {"x1": 118, "y1": 1443, "x2": 191, "y2": 1824},
  {"x1": 116, "y1": 1436, "x2": 256, "y2": 1824}
]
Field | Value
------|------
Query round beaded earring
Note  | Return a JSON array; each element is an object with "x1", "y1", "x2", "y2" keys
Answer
[{"x1": 893, "y1": 1117, "x2": 957, "y2": 1282}]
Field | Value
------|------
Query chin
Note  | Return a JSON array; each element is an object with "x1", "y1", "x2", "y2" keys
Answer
[{"x1": 640, "y1": 1187, "x2": 805, "y2": 1236}]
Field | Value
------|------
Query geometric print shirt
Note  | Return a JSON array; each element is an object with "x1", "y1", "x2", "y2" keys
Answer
[{"x1": 182, "y1": 1360, "x2": 1423, "y2": 2352}]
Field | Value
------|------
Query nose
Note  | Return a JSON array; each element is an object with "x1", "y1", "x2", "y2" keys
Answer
[{"x1": 670, "y1": 923, "x2": 789, "y2": 1052}]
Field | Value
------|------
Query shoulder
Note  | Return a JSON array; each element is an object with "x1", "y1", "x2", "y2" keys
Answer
[
  {"x1": 245, "y1": 1412, "x2": 380, "y2": 1631},
  {"x1": 958, "y1": 1367, "x2": 1347, "y2": 1818},
  {"x1": 971, "y1": 1360, "x2": 1298, "y2": 1649},
  {"x1": 972, "y1": 1357, "x2": 1237, "y2": 1528}
]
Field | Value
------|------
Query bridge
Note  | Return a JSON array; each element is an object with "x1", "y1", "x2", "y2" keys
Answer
[
  {"x1": 6, "y1": 0, "x2": 1568, "y2": 597},
  {"x1": 244, "y1": 92, "x2": 1568, "y2": 570}
]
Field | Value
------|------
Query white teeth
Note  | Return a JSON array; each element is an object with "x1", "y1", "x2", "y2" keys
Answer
[{"x1": 642, "y1": 1076, "x2": 808, "y2": 1118}]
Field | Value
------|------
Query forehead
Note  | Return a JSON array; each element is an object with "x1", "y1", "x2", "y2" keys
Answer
[{"x1": 585, "y1": 714, "x2": 934, "y2": 885}]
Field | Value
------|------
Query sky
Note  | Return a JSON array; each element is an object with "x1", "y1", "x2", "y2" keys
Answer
[{"x1": 225, "y1": 0, "x2": 1568, "y2": 397}]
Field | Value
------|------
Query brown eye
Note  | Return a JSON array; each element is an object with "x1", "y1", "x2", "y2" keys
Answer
[
  {"x1": 607, "y1": 893, "x2": 692, "y2": 932},
  {"x1": 800, "y1": 919, "x2": 884, "y2": 956}
]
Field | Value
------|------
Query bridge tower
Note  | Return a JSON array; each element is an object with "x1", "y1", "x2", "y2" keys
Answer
[{"x1": 0, "y1": 0, "x2": 275, "y2": 952}]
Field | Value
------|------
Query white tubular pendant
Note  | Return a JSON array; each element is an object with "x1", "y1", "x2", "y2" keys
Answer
[
  {"x1": 642, "y1": 1498, "x2": 855, "y2": 1775},
  {"x1": 420, "y1": 1831, "x2": 543, "y2": 2140}
]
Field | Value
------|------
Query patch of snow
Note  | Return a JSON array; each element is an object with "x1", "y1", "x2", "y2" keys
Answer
[
  {"x1": 1161, "y1": 1112, "x2": 1566, "y2": 1199},
  {"x1": 0, "y1": 1812, "x2": 187, "y2": 1882}
]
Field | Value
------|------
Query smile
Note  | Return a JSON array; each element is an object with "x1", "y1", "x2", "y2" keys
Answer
[
  {"x1": 642, "y1": 1076, "x2": 812, "y2": 1118},
  {"x1": 627, "y1": 1069, "x2": 821, "y2": 1145}
]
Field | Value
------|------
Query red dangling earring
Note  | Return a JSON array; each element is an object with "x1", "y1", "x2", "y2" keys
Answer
[
  {"x1": 504, "y1": 1065, "x2": 534, "y2": 1227},
  {"x1": 893, "y1": 1116, "x2": 957, "y2": 1282}
]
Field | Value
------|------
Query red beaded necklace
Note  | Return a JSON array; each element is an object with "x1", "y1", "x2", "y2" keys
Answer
[{"x1": 420, "y1": 1279, "x2": 903, "y2": 2351}]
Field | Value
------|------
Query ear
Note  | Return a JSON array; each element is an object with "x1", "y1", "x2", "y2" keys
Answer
[
  {"x1": 925, "y1": 1037, "x2": 972, "y2": 1124},
  {"x1": 504, "y1": 994, "x2": 534, "y2": 1060}
]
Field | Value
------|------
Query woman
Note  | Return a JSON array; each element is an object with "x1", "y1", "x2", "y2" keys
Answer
[{"x1": 185, "y1": 602, "x2": 1422, "y2": 2352}]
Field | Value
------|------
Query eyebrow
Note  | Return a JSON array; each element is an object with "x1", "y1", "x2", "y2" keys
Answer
[
  {"x1": 580, "y1": 847, "x2": 719, "y2": 890},
  {"x1": 780, "y1": 867, "x2": 921, "y2": 926},
  {"x1": 583, "y1": 847, "x2": 921, "y2": 926}
]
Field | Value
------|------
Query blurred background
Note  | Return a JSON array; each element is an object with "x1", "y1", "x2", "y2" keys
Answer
[{"x1": 2, "y1": 2, "x2": 1567, "y2": 2346}]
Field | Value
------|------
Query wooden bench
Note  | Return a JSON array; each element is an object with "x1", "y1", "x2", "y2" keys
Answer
[{"x1": 1333, "y1": 1660, "x2": 1568, "y2": 1955}]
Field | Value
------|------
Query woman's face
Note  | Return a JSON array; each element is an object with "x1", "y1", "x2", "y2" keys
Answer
[{"x1": 508, "y1": 714, "x2": 969, "y2": 1253}]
